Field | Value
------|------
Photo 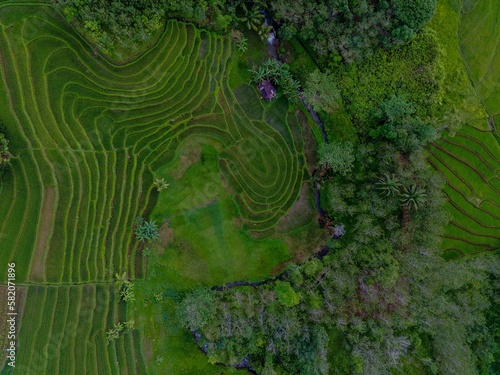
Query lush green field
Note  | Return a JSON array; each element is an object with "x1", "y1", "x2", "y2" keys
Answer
[
  {"x1": 426, "y1": 0, "x2": 500, "y2": 258},
  {"x1": 0, "y1": 1, "x2": 314, "y2": 373}
]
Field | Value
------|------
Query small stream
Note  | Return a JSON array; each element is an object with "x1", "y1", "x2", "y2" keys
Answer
[{"x1": 266, "y1": 31, "x2": 329, "y2": 216}]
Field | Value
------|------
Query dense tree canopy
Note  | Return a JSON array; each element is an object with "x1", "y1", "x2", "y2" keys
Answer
[
  {"x1": 393, "y1": 0, "x2": 437, "y2": 30},
  {"x1": 57, "y1": 0, "x2": 436, "y2": 63},
  {"x1": 369, "y1": 96, "x2": 437, "y2": 152},
  {"x1": 267, "y1": 0, "x2": 437, "y2": 63}
]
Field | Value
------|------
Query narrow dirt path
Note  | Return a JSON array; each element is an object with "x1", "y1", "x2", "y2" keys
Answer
[{"x1": 30, "y1": 187, "x2": 55, "y2": 281}]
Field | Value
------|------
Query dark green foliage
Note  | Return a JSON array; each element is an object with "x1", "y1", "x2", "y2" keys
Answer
[
  {"x1": 393, "y1": 0, "x2": 437, "y2": 30},
  {"x1": 181, "y1": 242, "x2": 499, "y2": 374},
  {"x1": 369, "y1": 96, "x2": 437, "y2": 152},
  {"x1": 267, "y1": 0, "x2": 437, "y2": 62},
  {"x1": 178, "y1": 283, "x2": 330, "y2": 374},
  {"x1": 286, "y1": 263, "x2": 304, "y2": 287},
  {"x1": 376, "y1": 173, "x2": 399, "y2": 197},
  {"x1": 239, "y1": 3, "x2": 263, "y2": 31},
  {"x1": 177, "y1": 288, "x2": 217, "y2": 331},
  {"x1": 56, "y1": 0, "x2": 238, "y2": 58},
  {"x1": 56, "y1": 0, "x2": 166, "y2": 58},
  {"x1": 302, "y1": 70, "x2": 341, "y2": 115},
  {"x1": 0, "y1": 132, "x2": 12, "y2": 168},
  {"x1": 398, "y1": 184, "x2": 427, "y2": 211},
  {"x1": 283, "y1": 39, "x2": 319, "y2": 84}
]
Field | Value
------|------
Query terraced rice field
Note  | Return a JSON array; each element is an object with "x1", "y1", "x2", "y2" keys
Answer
[
  {"x1": 0, "y1": 2, "x2": 306, "y2": 373},
  {"x1": 2, "y1": 284, "x2": 145, "y2": 375},
  {"x1": 0, "y1": 4, "x2": 304, "y2": 284},
  {"x1": 427, "y1": 0, "x2": 500, "y2": 258},
  {"x1": 428, "y1": 124, "x2": 500, "y2": 257}
]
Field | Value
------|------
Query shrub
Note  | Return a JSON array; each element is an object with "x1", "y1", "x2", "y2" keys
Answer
[
  {"x1": 393, "y1": 0, "x2": 437, "y2": 30},
  {"x1": 274, "y1": 281, "x2": 300, "y2": 307},
  {"x1": 318, "y1": 142, "x2": 355, "y2": 176},
  {"x1": 0, "y1": 132, "x2": 12, "y2": 168}
]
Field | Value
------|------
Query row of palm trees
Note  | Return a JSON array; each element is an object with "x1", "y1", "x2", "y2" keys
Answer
[{"x1": 106, "y1": 320, "x2": 135, "y2": 343}]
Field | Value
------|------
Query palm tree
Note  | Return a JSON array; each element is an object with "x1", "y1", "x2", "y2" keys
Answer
[
  {"x1": 240, "y1": 4, "x2": 263, "y2": 31},
  {"x1": 236, "y1": 36, "x2": 248, "y2": 52},
  {"x1": 399, "y1": 185, "x2": 427, "y2": 211},
  {"x1": 155, "y1": 356, "x2": 164, "y2": 364},
  {"x1": 106, "y1": 329, "x2": 117, "y2": 343},
  {"x1": 121, "y1": 283, "x2": 136, "y2": 302},
  {"x1": 153, "y1": 178, "x2": 169, "y2": 192},
  {"x1": 250, "y1": 65, "x2": 266, "y2": 83},
  {"x1": 258, "y1": 22, "x2": 273, "y2": 42},
  {"x1": 376, "y1": 173, "x2": 400, "y2": 197},
  {"x1": 124, "y1": 319, "x2": 135, "y2": 330},
  {"x1": 115, "y1": 272, "x2": 129, "y2": 285},
  {"x1": 115, "y1": 322, "x2": 124, "y2": 332},
  {"x1": 135, "y1": 220, "x2": 159, "y2": 242}
]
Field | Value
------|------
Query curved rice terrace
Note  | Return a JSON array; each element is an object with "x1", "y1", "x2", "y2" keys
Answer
[
  {"x1": 0, "y1": 2, "x2": 312, "y2": 373},
  {"x1": 427, "y1": 0, "x2": 500, "y2": 258},
  {"x1": 428, "y1": 124, "x2": 500, "y2": 257},
  {"x1": 0, "y1": 4, "x2": 305, "y2": 282}
]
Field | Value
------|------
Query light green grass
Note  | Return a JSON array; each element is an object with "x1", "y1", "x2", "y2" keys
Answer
[
  {"x1": 150, "y1": 142, "x2": 290, "y2": 289},
  {"x1": 427, "y1": 0, "x2": 486, "y2": 122}
]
